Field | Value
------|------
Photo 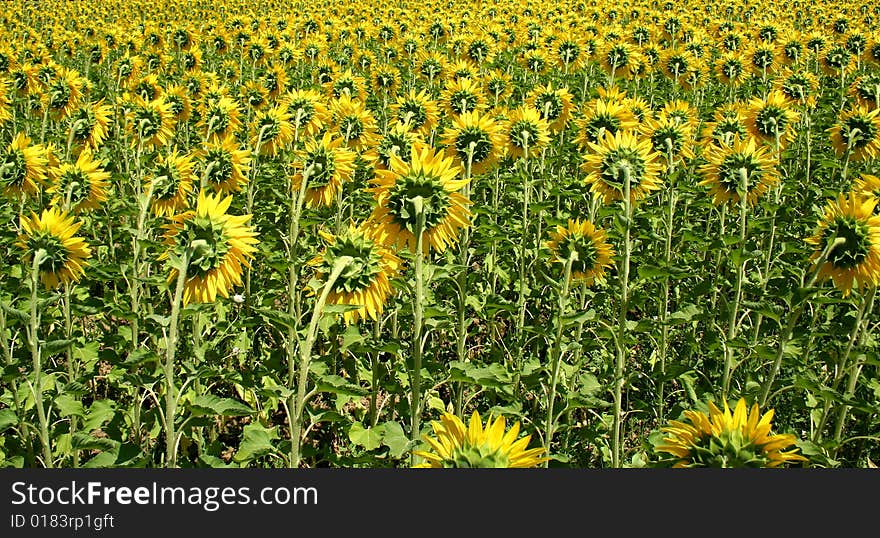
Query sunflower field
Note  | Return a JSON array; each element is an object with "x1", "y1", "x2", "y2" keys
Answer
[{"x1": 1, "y1": 0, "x2": 879, "y2": 470}]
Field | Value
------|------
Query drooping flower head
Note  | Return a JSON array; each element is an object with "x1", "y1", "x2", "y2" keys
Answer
[
  {"x1": 368, "y1": 142, "x2": 471, "y2": 254},
  {"x1": 17, "y1": 207, "x2": 91, "y2": 289},
  {"x1": 196, "y1": 135, "x2": 252, "y2": 195},
  {"x1": 806, "y1": 191, "x2": 880, "y2": 297},
  {"x1": 545, "y1": 219, "x2": 616, "y2": 285},
  {"x1": 47, "y1": 148, "x2": 111, "y2": 214},
  {"x1": 413, "y1": 411, "x2": 548, "y2": 468},
  {"x1": 146, "y1": 150, "x2": 195, "y2": 217},
  {"x1": 0, "y1": 132, "x2": 48, "y2": 199},
  {"x1": 308, "y1": 221, "x2": 402, "y2": 325},
  {"x1": 501, "y1": 105, "x2": 551, "y2": 160},
  {"x1": 440, "y1": 110, "x2": 505, "y2": 176},
  {"x1": 654, "y1": 398, "x2": 808, "y2": 468},
  {"x1": 828, "y1": 106, "x2": 880, "y2": 162},
  {"x1": 161, "y1": 191, "x2": 259, "y2": 306},
  {"x1": 698, "y1": 136, "x2": 779, "y2": 206},
  {"x1": 290, "y1": 132, "x2": 356, "y2": 209},
  {"x1": 581, "y1": 129, "x2": 664, "y2": 205}
]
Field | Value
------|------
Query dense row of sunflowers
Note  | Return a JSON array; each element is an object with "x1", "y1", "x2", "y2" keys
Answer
[{"x1": 0, "y1": 0, "x2": 878, "y2": 468}]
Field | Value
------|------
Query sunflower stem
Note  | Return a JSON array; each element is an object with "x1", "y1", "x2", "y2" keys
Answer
[
  {"x1": 544, "y1": 253, "x2": 575, "y2": 464},
  {"x1": 514, "y1": 139, "x2": 530, "y2": 395},
  {"x1": 453, "y1": 145, "x2": 475, "y2": 418},
  {"x1": 830, "y1": 286, "x2": 876, "y2": 450},
  {"x1": 409, "y1": 197, "x2": 427, "y2": 465},
  {"x1": 27, "y1": 252, "x2": 53, "y2": 468},
  {"x1": 760, "y1": 236, "x2": 846, "y2": 407},
  {"x1": 722, "y1": 167, "x2": 750, "y2": 400},
  {"x1": 63, "y1": 282, "x2": 79, "y2": 468},
  {"x1": 289, "y1": 255, "x2": 353, "y2": 468},
  {"x1": 658, "y1": 142, "x2": 677, "y2": 419},
  {"x1": 612, "y1": 165, "x2": 632, "y2": 469},
  {"x1": 164, "y1": 250, "x2": 190, "y2": 468}
]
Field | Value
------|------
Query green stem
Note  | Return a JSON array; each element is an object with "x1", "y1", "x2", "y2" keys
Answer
[
  {"x1": 612, "y1": 166, "x2": 632, "y2": 469},
  {"x1": 722, "y1": 167, "x2": 749, "y2": 399},
  {"x1": 28, "y1": 253, "x2": 53, "y2": 468},
  {"x1": 289, "y1": 255, "x2": 353, "y2": 467},
  {"x1": 544, "y1": 253, "x2": 574, "y2": 463},
  {"x1": 410, "y1": 198, "x2": 427, "y2": 465},
  {"x1": 164, "y1": 251, "x2": 190, "y2": 468},
  {"x1": 831, "y1": 286, "x2": 876, "y2": 449},
  {"x1": 759, "y1": 236, "x2": 846, "y2": 406}
]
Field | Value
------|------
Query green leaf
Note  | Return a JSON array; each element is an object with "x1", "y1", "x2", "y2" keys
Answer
[
  {"x1": 81, "y1": 400, "x2": 116, "y2": 431},
  {"x1": 189, "y1": 394, "x2": 255, "y2": 417},
  {"x1": 54, "y1": 394, "x2": 85, "y2": 418},
  {"x1": 43, "y1": 339, "x2": 74, "y2": 355},
  {"x1": 234, "y1": 423, "x2": 278, "y2": 463},
  {"x1": 381, "y1": 421, "x2": 410, "y2": 459},
  {"x1": 316, "y1": 375, "x2": 368, "y2": 397},
  {"x1": 348, "y1": 422, "x2": 384, "y2": 451},
  {"x1": 71, "y1": 432, "x2": 118, "y2": 452},
  {"x1": 0, "y1": 409, "x2": 18, "y2": 433},
  {"x1": 667, "y1": 304, "x2": 702, "y2": 324}
]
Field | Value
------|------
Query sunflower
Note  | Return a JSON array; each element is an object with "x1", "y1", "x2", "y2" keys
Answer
[
  {"x1": 290, "y1": 132, "x2": 356, "y2": 209},
  {"x1": 161, "y1": 191, "x2": 259, "y2": 306},
  {"x1": 850, "y1": 72, "x2": 880, "y2": 110},
  {"x1": 440, "y1": 110, "x2": 505, "y2": 176},
  {"x1": 308, "y1": 221, "x2": 402, "y2": 325},
  {"x1": 700, "y1": 104, "x2": 748, "y2": 146},
  {"x1": 146, "y1": 150, "x2": 195, "y2": 217},
  {"x1": 698, "y1": 137, "x2": 779, "y2": 206},
  {"x1": 715, "y1": 52, "x2": 747, "y2": 86},
  {"x1": 416, "y1": 51, "x2": 448, "y2": 85},
  {"x1": 574, "y1": 96, "x2": 640, "y2": 148},
  {"x1": 555, "y1": 38, "x2": 585, "y2": 72},
  {"x1": 368, "y1": 142, "x2": 471, "y2": 254},
  {"x1": 130, "y1": 73, "x2": 163, "y2": 102},
  {"x1": 283, "y1": 88, "x2": 330, "y2": 140},
  {"x1": 525, "y1": 83, "x2": 574, "y2": 133},
  {"x1": 0, "y1": 132, "x2": 48, "y2": 199},
  {"x1": 261, "y1": 64, "x2": 289, "y2": 101},
  {"x1": 163, "y1": 84, "x2": 192, "y2": 123},
  {"x1": 581, "y1": 130, "x2": 664, "y2": 205},
  {"x1": 197, "y1": 135, "x2": 252, "y2": 194},
  {"x1": 17, "y1": 207, "x2": 91, "y2": 289},
  {"x1": 819, "y1": 44, "x2": 855, "y2": 77},
  {"x1": 545, "y1": 219, "x2": 615, "y2": 285},
  {"x1": 440, "y1": 77, "x2": 487, "y2": 118},
  {"x1": 744, "y1": 90, "x2": 800, "y2": 148},
  {"x1": 251, "y1": 104, "x2": 295, "y2": 157},
  {"x1": 240, "y1": 80, "x2": 269, "y2": 111},
  {"x1": 828, "y1": 106, "x2": 880, "y2": 162},
  {"x1": 654, "y1": 398, "x2": 808, "y2": 468},
  {"x1": 370, "y1": 65, "x2": 400, "y2": 97},
  {"x1": 323, "y1": 68, "x2": 367, "y2": 102},
  {"x1": 599, "y1": 41, "x2": 638, "y2": 80},
  {"x1": 413, "y1": 410, "x2": 548, "y2": 468},
  {"x1": 126, "y1": 95, "x2": 175, "y2": 151},
  {"x1": 42, "y1": 66, "x2": 86, "y2": 120},
  {"x1": 482, "y1": 69, "x2": 514, "y2": 106},
  {"x1": 640, "y1": 116, "x2": 696, "y2": 164},
  {"x1": 198, "y1": 96, "x2": 243, "y2": 144},
  {"x1": 852, "y1": 174, "x2": 880, "y2": 205},
  {"x1": 660, "y1": 48, "x2": 697, "y2": 85},
  {"x1": 775, "y1": 69, "x2": 820, "y2": 109},
  {"x1": 806, "y1": 191, "x2": 880, "y2": 297},
  {"x1": 67, "y1": 99, "x2": 113, "y2": 150},
  {"x1": 330, "y1": 94, "x2": 380, "y2": 157},
  {"x1": 46, "y1": 148, "x2": 110, "y2": 214},
  {"x1": 374, "y1": 124, "x2": 424, "y2": 171},
  {"x1": 745, "y1": 43, "x2": 780, "y2": 77},
  {"x1": 501, "y1": 105, "x2": 551, "y2": 160},
  {"x1": 390, "y1": 89, "x2": 440, "y2": 137},
  {"x1": 656, "y1": 99, "x2": 700, "y2": 132}
]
